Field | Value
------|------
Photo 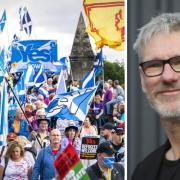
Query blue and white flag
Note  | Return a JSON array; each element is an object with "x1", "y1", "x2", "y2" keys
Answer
[
  {"x1": 94, "y1": 49, "x2": 103, "y2": 76},
  {"x1": 59, "y1": 57, "x2": 69, "y2": 70},
  {"x1": 24, "y1": 64, "x2": 35, "y2": 87},
  {"x1": 34, "y1": 65, "x2": 46, "y2": 88},
  {"x1": 0, "y1": 10, "x2": 6, "y2": 33},
  {"x1": 82, "y1": 68, "x2": 95, "y2": 89},
  {"x1": 56, "y1": 71, "x2": 67, "y2": 95},
  {"x1": 46, "y1": 86, "x2": 97, "y2": 121},
  {"x1": 19, "y1": 7, "x2": 32, "y2": 36},
  {"x1": 0, "y1": 80, "x2": 8, "y2": 145}
]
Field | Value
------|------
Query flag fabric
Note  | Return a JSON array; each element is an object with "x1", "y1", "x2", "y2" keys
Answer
[
  {"x1": 34, "y1": 65, "x2": 46, "y2": 88},
  {"x1": 24, "y1": 64, "x2": 35, "y2": 87},
  {"x1": 83, "y1": 0, "x2": 125, "y2": 50},
  {"x1": 94, "y1": 49, "x2": 103, "y2": 76},
  {"x1": 54, "y1": 144, "x2": 90, "y2": 180},
  {"x1": 0, "y1": 80, "x2": 8, "y2": 145},
  {"x1": 81, "y1": 68, "x2": 95, "y2": 89},
  {"x1": 19, "y1": 7, "x2": 32, "y2": 36},
  {"x1": 46, "y1": 86, "x2": 97, "y2": 121},
  {"x1": 59, "y1": 57, "x2": 69, "y2": 70},
  {"x1": 56, "y1": 71, "x2": 67, "y2": 95},
  {"x1": 0, "y1": 10, "x2": 6, "y2": 33}
]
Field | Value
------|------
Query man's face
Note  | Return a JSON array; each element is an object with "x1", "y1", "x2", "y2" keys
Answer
[
  {"x1": 140, "y1": 32, "x2": 180, "y2": 119},
  {"x1": 50, "y1": 129, "x2": 61, "y2": 144},
  {"x1": 39, "y1": 120, "x2": 48, "y2": 131},
  {"x1": 98, "y1": 152, "x2": 114, "y2": 168}
]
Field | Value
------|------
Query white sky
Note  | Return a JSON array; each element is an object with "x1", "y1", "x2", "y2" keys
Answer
[{"x1": 0, "y1": 0, "x2": 125, "y2": 62}]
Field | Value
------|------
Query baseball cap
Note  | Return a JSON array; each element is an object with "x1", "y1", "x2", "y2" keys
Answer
[
  {"x1": 112, "y1": 126, "x2": 124, "y2": 135},
  {"x1": 101, "y1": 122, "x2": 114, "y2": 130},
  {"x1": 97, "y1": 142, "x2": 116, "y2": 154}
]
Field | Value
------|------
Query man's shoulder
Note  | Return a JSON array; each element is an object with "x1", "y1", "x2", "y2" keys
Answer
[{"x1": 132, "y1": 141, "x2": 169, "y2": 180}]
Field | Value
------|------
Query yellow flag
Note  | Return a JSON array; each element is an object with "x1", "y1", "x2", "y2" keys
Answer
[{"x1": 83, "y1": 0, "x2": 125, "y2": 51}]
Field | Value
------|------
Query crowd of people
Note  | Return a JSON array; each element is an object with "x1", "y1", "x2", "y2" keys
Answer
[{"x1": 0, "y1": 72, "x2": 125, "y2": 179}]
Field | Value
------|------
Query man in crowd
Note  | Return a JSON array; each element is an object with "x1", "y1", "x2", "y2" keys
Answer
[
  {"x1": 86, "y1": 141, "x2": 124, "y2": 180},
  {"x1": 8, "y1": 108, "x2": 29, "y2": 137},
  {"x1": 32, "y1": 129, "x2": 62, "y2": 180},
  {"x1": 132, "y1": 13, "x2": 180, "y2": 179}
]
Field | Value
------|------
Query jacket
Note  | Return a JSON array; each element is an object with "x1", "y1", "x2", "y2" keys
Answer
[
  {"x1": 86, "y1": 162, "x2": 124, "y2": 180},
  {"x1": 31, "y1": 145, "x2": 62, "y2": 180},
  {"x1": 131, "y1": 141, "x2": 180, "y2": 180}
]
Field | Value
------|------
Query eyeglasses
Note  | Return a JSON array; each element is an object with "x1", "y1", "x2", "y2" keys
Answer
[{"x1": 139, "y1": 56, "x2": 180, "y2": 77}]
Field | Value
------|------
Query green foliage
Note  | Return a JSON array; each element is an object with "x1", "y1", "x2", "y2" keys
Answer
[{"x1": 104, "y1": 61, "x2": 124, "y2": 85}]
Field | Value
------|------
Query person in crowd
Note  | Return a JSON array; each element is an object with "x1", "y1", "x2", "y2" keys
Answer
[
  {"x1": 29, "y1": 118, "x2": 50, "y2": 155},
  {"x1": 29, "y1": 109, "x2": 46, "y2": 132},
  {"x1": 80, "y1": 115, "x2": 98, "y2": 138},
  {"x1": 86, "y1": 141, "x2": 124, "y2": 180},
  {"x1": 107, "y1": 79, "x2": 114, "y2": 94},
  {"x1": 106, "y1": 80, "x2": 124, "y2": 116},
  {"x1": 103, "y1": 82, "x2": 113, "y2": 115},
  {"x1": 32, "y1": 129, "x2": 62, "y2": 180},
  {"x1": 80, "y1": 115, "x2": 98, "y2": 168},
  {"x1": 0, "y1": 141, "x2": 32, "y2": 179},
  {"x1": 16, "y1": 136, "x2": 37, "y2": 167},
  {"x1": 111, "y1": 126, "x2": 125, "y2": 167},
  {"x1": 8, "y1": 108, "x2": 29, "y2": 138},
  {"x1": 99, "y1": 122, "x2": 114, "y2": 143},
  {"x1": 90, "y1": 94, "x2": 104, "y2": 130},
  {"x1": 37, "y1": 94, "x2": 48, "y2": 109},
  {"x1": 61, "y1": 125, "x2": 81, "y2": 156},
  {"x1": 0, "y1": 133, "x2": 17, "y2": 160},
  {"x1": 132, "y1": 13, "x2": 180, "y2": 179},
  {"x1": 71, "y1": 80, "x2": 79, "y2": 91}
]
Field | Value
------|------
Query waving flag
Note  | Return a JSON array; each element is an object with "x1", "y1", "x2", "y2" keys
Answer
[
  {"x1": 56, "y1": 71, "x2": 67, "y2": 95},
  {"x1": 46, "y1": 86, "x2": 97, "y2": 121},
  {"x1": 82, "y1": 68, "x2": 95, "y2": 89},
  {"x1": 19, "y1": 7, "x2": 32, "y2": 36},
  {"x1": 94, "y1": 49, "x2": 103, "y2": 76},
  {"x1": 59, "y1": 57, "x2": 69, "y2": 70},
  {"x1": 83, "y1": 0, "x2": 125, "y2": 50},
  {"x1": 34, "y1": 65, "x2": 46, "y2": 88},
  {"x1": 0, "y1": 10, "x2": 6, "y2": 33},
  {"x1": 24, "y1": 64, "x2": 35, "y2": 87},
  {"x1": 0, "y1": 80, "x2": 8, "y2": 145}
]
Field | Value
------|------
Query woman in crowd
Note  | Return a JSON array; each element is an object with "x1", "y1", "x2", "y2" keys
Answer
[
  {"x1": 0, "y1": 141, "x2": 32, "y2": 180},
  {"x1": 80, "y1": 115, "x2": 98, "y2": 168},
  {"x1": 61, "y1": 125, "x2": 81, "y2": 156}
]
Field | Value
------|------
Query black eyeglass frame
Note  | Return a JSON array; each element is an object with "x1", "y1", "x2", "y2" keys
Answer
[{"x1": 139, "y1": 56, "x2": 180, "y2": 77}]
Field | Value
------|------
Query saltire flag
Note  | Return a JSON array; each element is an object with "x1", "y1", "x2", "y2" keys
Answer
[
  {"x1": 81, "y1": 68, "x2": 95, "y2": 89},
  {"x1": 56, "y1": 71, "x2": 67, "y2": 95},
  {"x1": 24, "y1": 64, "x2": 35, "y2": 87},
  {"x1": 94, "y1": 49, "x2": 103, "y2": 76},
  {"x1": 38, "y1": 86, "x2": 49, "y2": 98},
  {"x1": 46, "y1": 86, "x2": 97, "y2": 121},
  {"x1": 19, "y1": 7, "x2": 32, "y2": 36},
  {"x1": 0, "y1": 80, "x2": 8, "y2": 145},
  {"x1": 14, "y1": 72, "x2": 26, "y2": 104},
  {"x1": 83, "y1": 0, "x2": 125, "y2": 50},
  {"x1": 59, "y1": 57, "x2": 69, "y2": 70},
  {"x1": 33, "y1": 65, "x2": 46, "y2": 88},
  {"x1": 0, "y1": 49, "x2": 5, "y2": 74},
  {"x1": 0, "y1": 10, "x2": 6, "y2": 33}
]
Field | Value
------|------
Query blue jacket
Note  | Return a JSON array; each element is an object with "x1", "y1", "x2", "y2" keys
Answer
[
  {"x1": 9, "y1": 118, "x2": 29, "y2": 137},
  {"x1": 31, "y1": 145, "x2": 63, "y2": 180}
]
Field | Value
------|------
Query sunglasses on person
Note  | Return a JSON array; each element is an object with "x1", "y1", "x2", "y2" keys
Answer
[{"x1": 139, "y1": 56, "x2": 180, "y2": 77}]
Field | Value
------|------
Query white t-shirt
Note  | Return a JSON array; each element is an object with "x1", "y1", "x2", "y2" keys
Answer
[{"x1": 1, "y1": 158, "x2": 31, "y2": 180}]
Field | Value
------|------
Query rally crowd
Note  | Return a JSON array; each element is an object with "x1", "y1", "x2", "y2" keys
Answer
[{"x1": 0, "y1": 72, "x2": 125, "y2": 180}]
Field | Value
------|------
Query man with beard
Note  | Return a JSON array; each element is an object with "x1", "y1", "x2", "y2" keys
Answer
[{"x1": 132, "y1": 13, "x2": 180, "y2": 180}]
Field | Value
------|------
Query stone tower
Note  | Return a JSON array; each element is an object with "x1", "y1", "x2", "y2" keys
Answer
[{"x1": 70, "y1": 12, "x2": 95, "y2": 83}]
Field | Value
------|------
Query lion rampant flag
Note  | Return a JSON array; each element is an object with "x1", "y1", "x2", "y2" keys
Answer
[{"x1": 83, "y1": 0, "x2": 125, "y2": 51}]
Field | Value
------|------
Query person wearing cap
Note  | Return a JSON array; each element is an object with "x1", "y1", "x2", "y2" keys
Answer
[
  {"x1": 29, "y1": 118, "x2": 50, "y2": 155},
  {"x1": 99, "y1": 122, "x2": 114, "y2": 144},
  {"x1": 111, "y1": 127, "x2": 125, "y2": 167},
  {"x1": 61, "y1": 125, "x2": 81, "y2": 156},
  {"x1": 86, "y1": 141, "x2": 124, "y2": 180}
]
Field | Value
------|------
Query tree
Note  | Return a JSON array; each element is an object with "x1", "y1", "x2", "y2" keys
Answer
[{"x1": 104, "y1": 60, "x2": 124, "y2": 85}]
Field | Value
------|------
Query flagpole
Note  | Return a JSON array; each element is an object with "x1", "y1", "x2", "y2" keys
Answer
[{"x1": 4, "y1": 77, "x2": 29, "y2": 122}]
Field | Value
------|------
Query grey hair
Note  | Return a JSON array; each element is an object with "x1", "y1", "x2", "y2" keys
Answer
[{"x1": 134, "y1": 13, "x2": 180, "y2": 61}]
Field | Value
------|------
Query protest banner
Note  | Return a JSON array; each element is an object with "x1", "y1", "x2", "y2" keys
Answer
[
  {"x1": 54, "y1": 144, "x2": 90, "y2": 180},
  {"x1": 80, "y1": 136, "x2": 99, "y2": 159}
]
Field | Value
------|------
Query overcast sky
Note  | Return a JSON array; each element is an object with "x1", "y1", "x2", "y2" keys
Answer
[{"x1": 0, "y1": 0, "x2": 125, "y2": 61}]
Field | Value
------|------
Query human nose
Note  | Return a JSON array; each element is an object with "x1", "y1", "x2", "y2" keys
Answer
[{"x1": 161, "y1": 63, "x2": 178, "y2": 83}]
